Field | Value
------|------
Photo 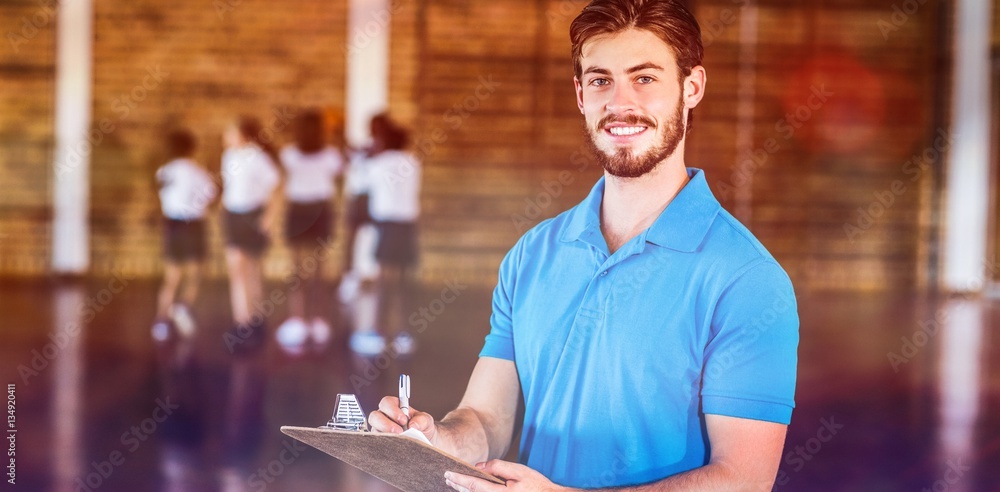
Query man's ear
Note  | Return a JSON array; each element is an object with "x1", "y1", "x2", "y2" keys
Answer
[
  {"x1": 683, "y1": 66, "x2": 707, "y2": 109},
  {"x1": 574, "y1": 76, "x2": 585, "y2": 114}
]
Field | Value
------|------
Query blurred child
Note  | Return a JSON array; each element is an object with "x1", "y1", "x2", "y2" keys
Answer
[
  {"x1": 152, "y1": 129, "x2": 217, "y2": 342},
  {"x1": 349, "y1": 114, "x2": 421, "y2": 355},
  {"x1": 337, "y1": 130, "x2": 378, "y2": 303},
  {"x1": 274, "y1": 109, "x2": 344, "y2": 354},
  {"x1": 221, "y1": 116, "x2": 282, "y2": 355}
]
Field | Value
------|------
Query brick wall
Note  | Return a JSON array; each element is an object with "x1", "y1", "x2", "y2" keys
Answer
[
  {"x1": 86, "y1": 0, "x2": 349, "y2": 279},
  {"x1": 0, "y1": 0, "x2": 56, "y2": 276},
  {"x1": 0, "y1": 0, "x2": 952, "y2": 292},
  {"x1": 398, "y1": 0, "x2": 948, "y2": 291}
]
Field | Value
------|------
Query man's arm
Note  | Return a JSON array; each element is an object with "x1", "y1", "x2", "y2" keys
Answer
[
  {"x1": 445, "y1": 414, "x2": 786, "y2": 492},
  {"x1": 369, "y1": 356, "x2": 520, "y2": 464},
  {"x1": 609, "y1": 415, "x2": 786, "y2": 491}
]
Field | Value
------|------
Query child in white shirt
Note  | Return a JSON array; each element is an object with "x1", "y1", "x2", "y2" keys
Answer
[{"x1": 152, "y1": 129, "x2": 217, "y2": 342}]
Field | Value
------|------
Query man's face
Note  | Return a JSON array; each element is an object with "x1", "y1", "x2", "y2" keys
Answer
[{"x1": 575, "y1": 28, "x2": 689, "y2": 179}]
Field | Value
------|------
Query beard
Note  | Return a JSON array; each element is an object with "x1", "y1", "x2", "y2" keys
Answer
[{"x1": 585, "y1": 98, "x2": 686, "y2": 179}]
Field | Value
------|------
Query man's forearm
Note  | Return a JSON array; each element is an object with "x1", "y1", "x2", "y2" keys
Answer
[
  {"x1": 434, "y1": 407, "x2": 506, "y2": 464},
  {"x1": 578, "y1": 463, "x2": 772, "y2": 492}
]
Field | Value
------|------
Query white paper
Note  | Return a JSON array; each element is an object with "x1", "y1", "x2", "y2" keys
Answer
[{"x1": 399, "y1": 428, "x2": 433, "y2": 446}]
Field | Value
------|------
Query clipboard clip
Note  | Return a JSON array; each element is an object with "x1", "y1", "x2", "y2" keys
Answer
[{"x1": 323, "y1": 394, "x2": 369, "y2": 432}]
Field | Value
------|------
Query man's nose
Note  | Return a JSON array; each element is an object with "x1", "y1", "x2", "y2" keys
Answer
[{"x1": 606, "y1": 82, "x2": 638, "y2": 114}]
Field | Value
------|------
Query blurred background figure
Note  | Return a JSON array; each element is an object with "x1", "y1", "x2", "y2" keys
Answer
[
  {"x1": 338, "y1": 122, "x2": 379, "y2": 314},
  {"x1": 149, "y1": 129, "x2": 215, "y2": 491},
  {"x1": 274, "y1": 109, "x2": 345, "y2": 355},
  {"x1": 152, "y1": 129, "x2": 217, "y2": 343},
  {"x1": 351, "y1": 113, "x2": 421, "y2": 356},
  {"x1": 220, "y1": 116, "x2": 283, "y2": 354}
]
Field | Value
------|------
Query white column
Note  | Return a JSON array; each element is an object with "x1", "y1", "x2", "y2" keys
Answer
[
  {"x1": 942, "y1": 0, "x2": 993, "y2": 291},
  {"x1": 51, "y1": 0, "x2": 94, "y2": 274},
  {"x1": 345, "y1": 0, "x2": 392, "y2": 148}
]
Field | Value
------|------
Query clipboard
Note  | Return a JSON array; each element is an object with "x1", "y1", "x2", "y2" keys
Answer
[
  {"x1": 280, "y1": 426, "x2": 504, "y2": 491},
  {"x1": 280, "y1": 394, "x2": 504, "y2": 492}
]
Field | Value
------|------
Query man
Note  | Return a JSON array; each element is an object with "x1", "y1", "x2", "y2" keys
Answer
[{"x1": 369, "y1": 0, "x2": 799, "y2": 490}]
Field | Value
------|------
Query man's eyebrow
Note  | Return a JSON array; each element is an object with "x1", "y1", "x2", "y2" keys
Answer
[
  {"x1": 582, "y1": 66, "x2": 612, "y2": 76},
  {"x1": 582, "y1": 63, "x2": 665, "y2": 76},
  {"x1": 627, "y1": 62, "x2": 664, "y2": 73}
]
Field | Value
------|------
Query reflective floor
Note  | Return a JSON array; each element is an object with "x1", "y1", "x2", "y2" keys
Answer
[{"x1": 0, "y1": 277, "x2": 998, "y2": 491}]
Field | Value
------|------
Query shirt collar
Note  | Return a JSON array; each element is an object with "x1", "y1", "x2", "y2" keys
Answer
[{"x1": 560, "y1": 168, "x2": 721, "y2": 253}]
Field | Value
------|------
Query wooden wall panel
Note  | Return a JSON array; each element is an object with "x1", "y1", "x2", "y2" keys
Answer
[
  {"x1": 0, "y1": 1, "x2": 951, "y2": 293},
  {"x1": 85, "y1": 0, "x2": 350, "y2": 278},
  {"x1": 0, "y1": 0, "x2": 56, "y2": 276},
  {"x1": 402, "y1": 0, "x2": 946, "y2": 290}
]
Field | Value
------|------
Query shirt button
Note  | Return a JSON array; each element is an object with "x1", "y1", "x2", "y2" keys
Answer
[{"x1": 601, "y1": 270, "x2": 608, "y2": 276}]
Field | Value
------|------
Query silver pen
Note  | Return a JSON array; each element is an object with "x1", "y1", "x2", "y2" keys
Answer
[{"x1": 399, "y1": 374, "x2": 411, "y2": 418}]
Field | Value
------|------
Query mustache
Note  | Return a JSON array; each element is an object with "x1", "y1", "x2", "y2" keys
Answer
[{"x1": 596, "y1": 114, "x2": 656, "y2": 129}]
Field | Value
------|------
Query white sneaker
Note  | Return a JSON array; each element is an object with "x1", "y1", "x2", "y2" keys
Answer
[
  {"x1": 392, "y1": 332, "x2": 416, "y2": 355},
  {"x1": 338, "y1": 273, "x2": 360, "y2": 303},
  {"x1": 349, "y1": 331, "x2": 386, "y2": 356},
  {"x1": 168, "y1": 304, "x2": 196, "y2": 338},
  {"x1": 310, "y1": 317, "x2": 332, "y2": 346},
  {"x1": 276, "y1": 317, "x2": 309, "y2": 355},
  {"x1": 151, "y1": 320, "x2": 172, "y2": 343}
]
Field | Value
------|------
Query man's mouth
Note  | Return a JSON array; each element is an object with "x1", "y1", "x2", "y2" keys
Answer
[{"x1": 606, "y1": 125, "x2": 647, "y2": 137}]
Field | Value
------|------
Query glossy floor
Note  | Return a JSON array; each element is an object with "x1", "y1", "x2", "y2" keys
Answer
[{"x1": 0, "y1": 278, "x2": 997, "y2": 491}]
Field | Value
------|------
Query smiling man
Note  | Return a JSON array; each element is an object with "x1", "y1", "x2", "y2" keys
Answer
[{"x1": 368, "y1": 1, "x2": 799, "y2": 490}]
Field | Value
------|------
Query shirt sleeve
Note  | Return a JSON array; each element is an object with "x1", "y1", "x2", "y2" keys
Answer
[
  {"x1": 701, "y1": 260, "x2": 799, "y2": 424},
  {"x1": 479, "y1": 240, "x2": 522, "y2": 361}
]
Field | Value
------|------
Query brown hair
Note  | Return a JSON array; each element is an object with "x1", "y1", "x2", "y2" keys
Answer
[
  {"x1": 166, "y1": 129, "x2": 196, "y2": 159},
  {"x1": 294, "y1": 109, "x2": 326, "y2": 154},
  {"x1": 236, "y1": 115, "x2": 280, "y2": 163},
  {"x1": 570, "y1": 0, "x2": 703, "y2": 127},
  {"x1": 369, "y1": 113, "x2": 409, "y2": 152}
]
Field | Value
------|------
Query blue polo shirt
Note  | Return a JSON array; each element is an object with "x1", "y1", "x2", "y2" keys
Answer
[{"x1": 480, "y1": 168, "x2": 798, "y2": 488}]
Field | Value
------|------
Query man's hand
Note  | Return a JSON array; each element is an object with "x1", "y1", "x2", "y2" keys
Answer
[
  {"x1": 366, "y1": 358, "x2": 520, "y2": 464},
  {"x1": 367, "y1": 396, "x2": 439, "y2": 444},
  {"x1": 445, "y1": 460, "x2": 571, "y2": 492}
]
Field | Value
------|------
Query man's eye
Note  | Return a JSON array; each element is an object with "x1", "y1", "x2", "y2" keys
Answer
[
  {"x1": 637, "y1": 76, "x2": 654, "y2": 84},
  {"x1": 590, "y1": 78, "x2": 610, "y2": 87}
]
